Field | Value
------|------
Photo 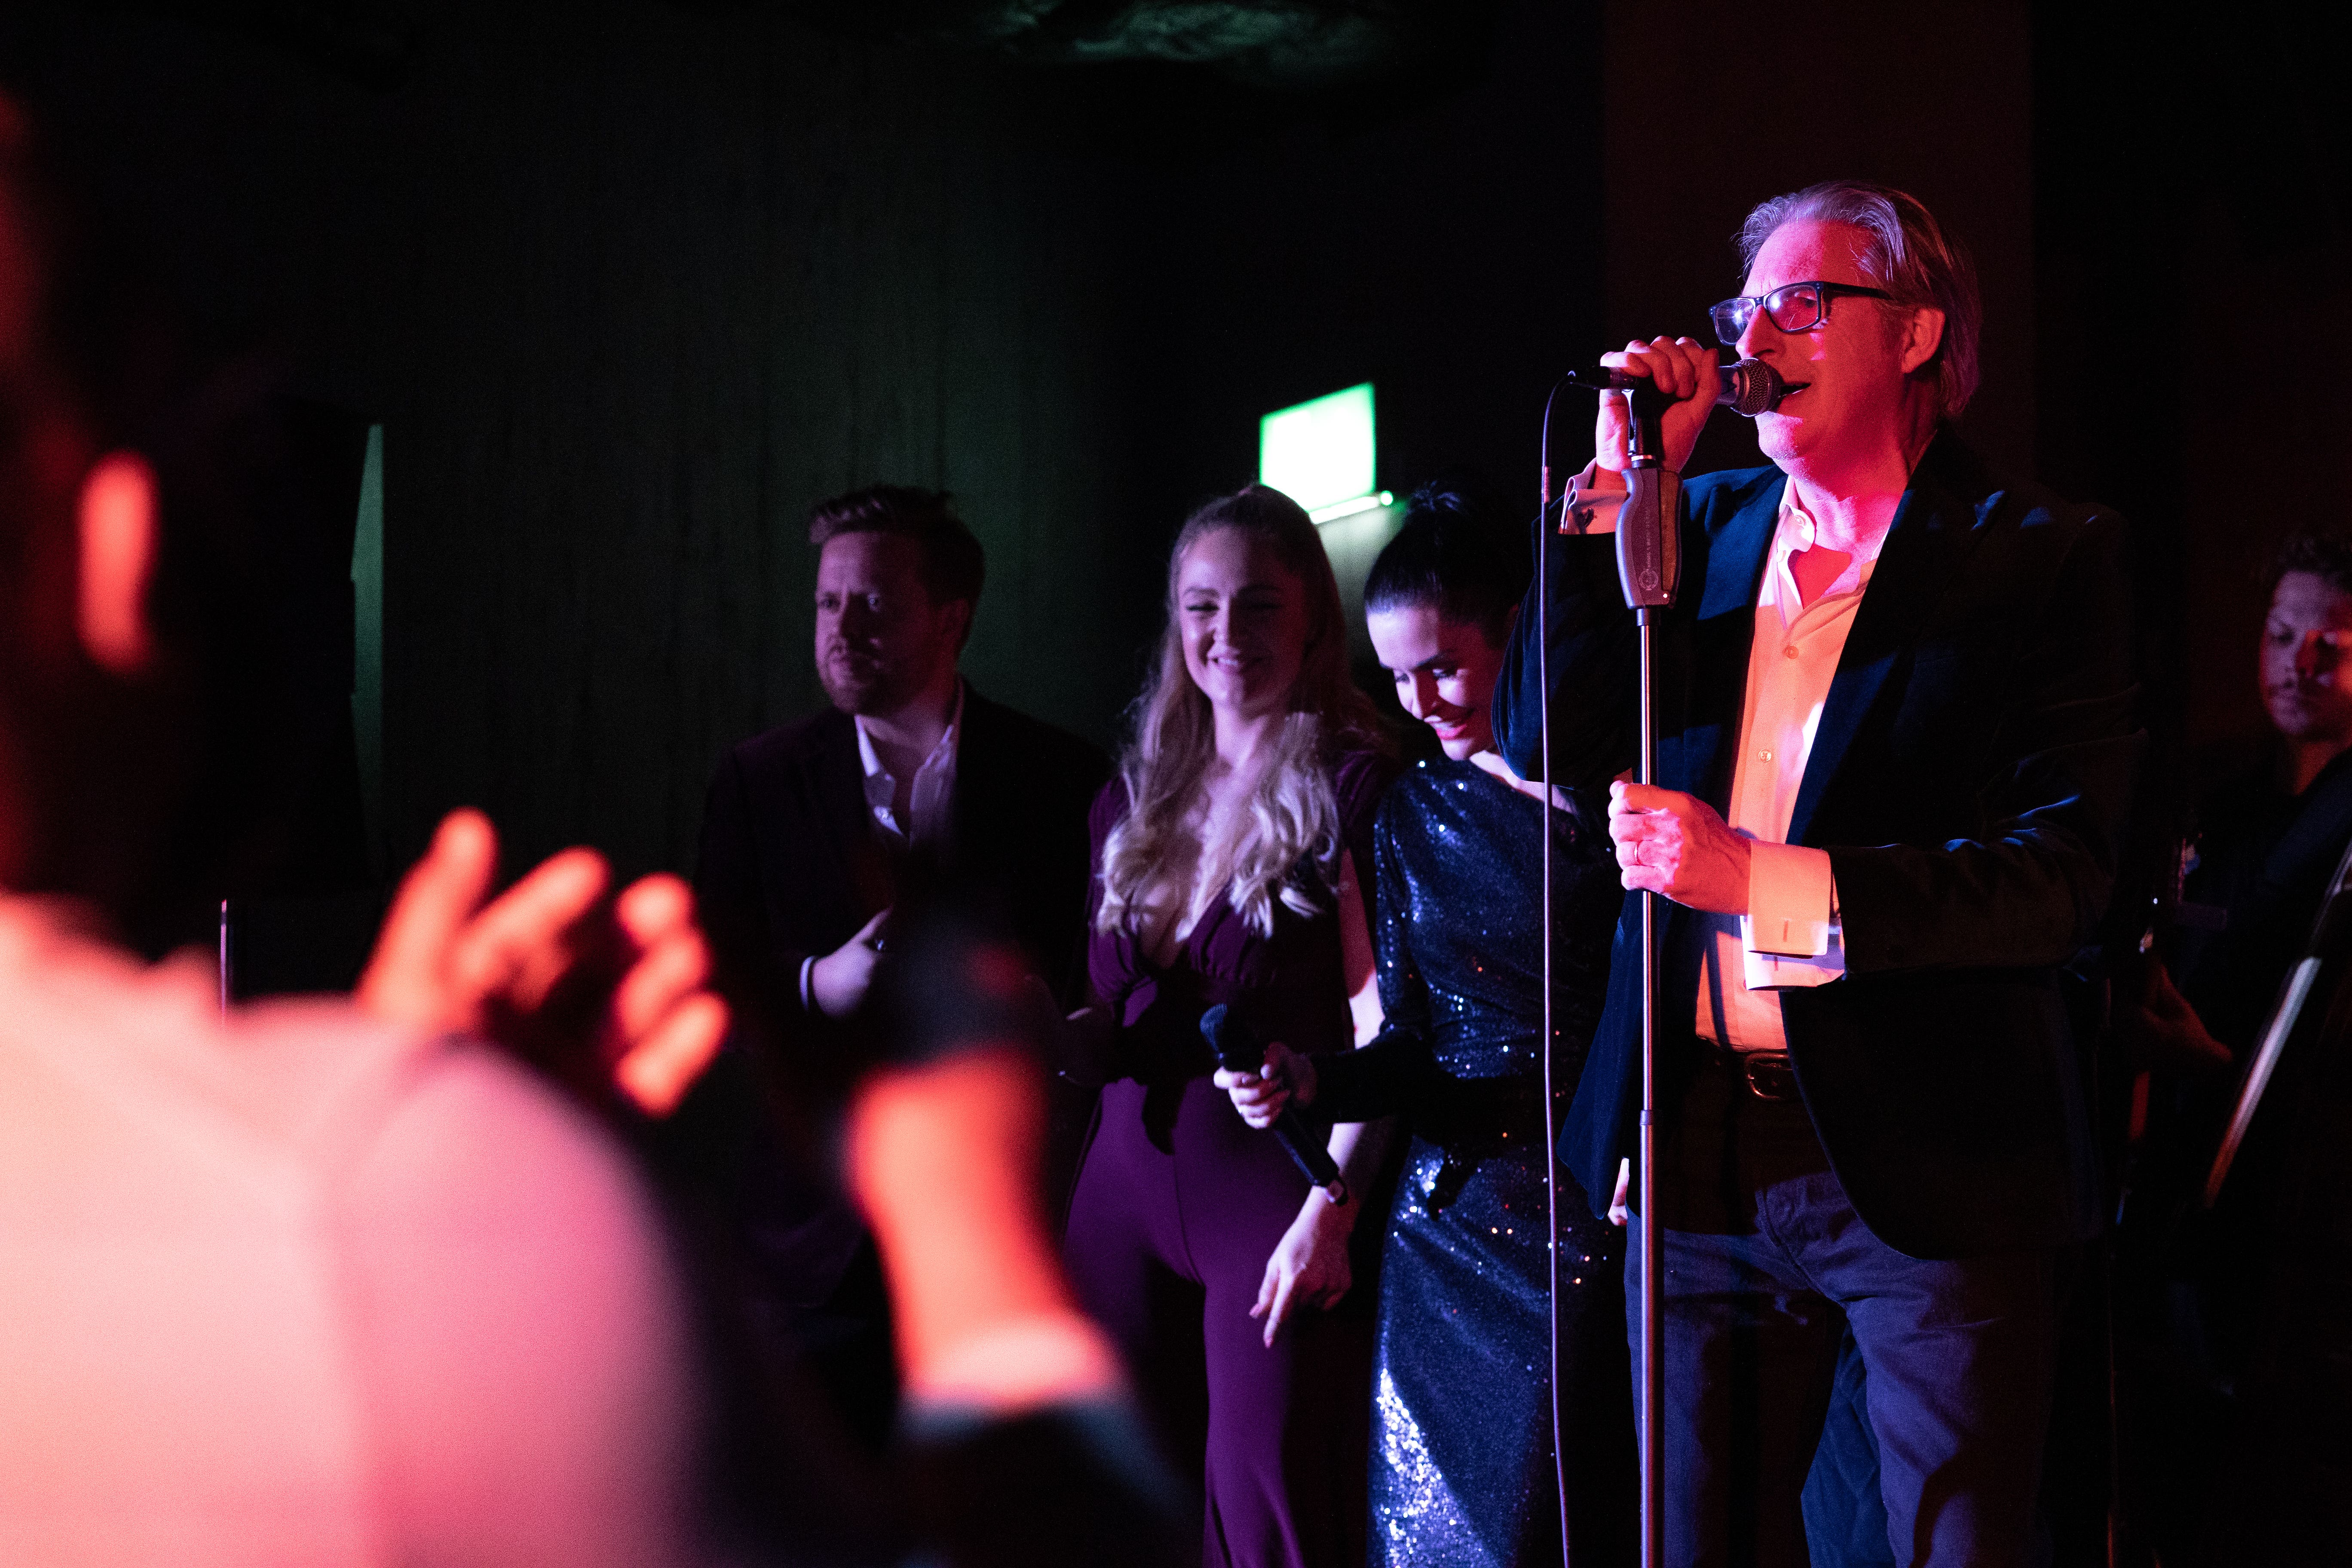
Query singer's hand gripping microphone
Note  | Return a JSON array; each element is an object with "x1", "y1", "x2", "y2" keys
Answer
[
  {"x1": 1558, "y1": 357, "x2": 1787, "y2": 610},
  {"x1": 1556, "y1": 356, "x2": 1789, "y2": 418},
  {"x1": 1201, "y1": 1004, "x2": 1348, "y2": 1204}
]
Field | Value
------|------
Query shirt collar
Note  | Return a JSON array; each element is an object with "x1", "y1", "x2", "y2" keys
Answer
[
  {"x1": 1764, "y1": 490, "x2": 1880, "y2": 614},
  {"x1": 854, "y1": 678, "x2": 965, "y2": 783}
]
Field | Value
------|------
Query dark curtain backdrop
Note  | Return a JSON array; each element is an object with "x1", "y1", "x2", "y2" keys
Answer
[
  {"x1": 1, "y1": 1, "x2": 1602, "y2": 922},
  {"x1": 19, "y1": 0, "x2": 2331, "y2": 968},
  {"x1": 1599, "y1": 0, "x2": 2038, "y2": 482}
]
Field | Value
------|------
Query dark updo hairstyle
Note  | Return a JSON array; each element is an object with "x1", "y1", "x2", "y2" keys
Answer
[
  {"x1": 2267, "y1": 528, "x2": 2352, "y2": 598},
  {"x1": 1363, "y1": 479, "x2": 1530, "y2": 648}
]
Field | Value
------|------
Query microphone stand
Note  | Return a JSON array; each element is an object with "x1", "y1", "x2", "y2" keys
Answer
[
  {"x1": 1537, "y1": 376, "x2": 1681, "y2": 1568},
  {"x1": 1613, "y1": 386, "x2": 1679, "y2": 1568},
  {"x1": 1544, "y1": 356, "x2": 1776, "y2": 1565}
]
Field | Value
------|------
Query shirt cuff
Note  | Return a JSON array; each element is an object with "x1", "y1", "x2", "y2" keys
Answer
[
  {"x1": 1740, "y1": 842, "x2": 1845, "y2": 989},
  {"x1": 799, "y1": 954, "x2": 818, "y2": 1011},
  {"x1": 1562, "y1": 462, "x2": 1626, "y2": 535}
]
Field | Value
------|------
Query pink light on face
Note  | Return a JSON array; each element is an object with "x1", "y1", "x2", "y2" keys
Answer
[
  {"x1": 1176, "y1": 527, "x2": 1311, "y2": 723},
  {"x1": 1366, "y1": 601, "x2": 1510, "y2": 762},
  {"x1": 2262, "y1": 570, "x2": 2352, "y2": 747},
  {"x1": 1738, "y1": 218, "x2": 1932, "y2": 479}
]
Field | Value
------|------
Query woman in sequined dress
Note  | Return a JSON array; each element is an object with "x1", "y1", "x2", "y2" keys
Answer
[{"x1": 1220, "y1": 488, "x2": 1636, "y2": 1567}]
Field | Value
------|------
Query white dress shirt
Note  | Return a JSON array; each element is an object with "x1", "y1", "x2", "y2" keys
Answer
[
  {"x1": 800, "y1": 680, "x2": 965, "y2": 1010},
  {"x1": 856, "y1": 678, "x2": 965, "y2": 850},
  {"x1": 1564, "y1": 468, "x2": 1877, "y2": 1055}
]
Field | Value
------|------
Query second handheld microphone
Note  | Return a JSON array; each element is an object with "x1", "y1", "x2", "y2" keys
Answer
[{"x1": 1201, "y1": 1004, "x2": 1349, "y2": 1205}]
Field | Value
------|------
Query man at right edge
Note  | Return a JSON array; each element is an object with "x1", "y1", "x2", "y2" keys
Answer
[{"x1": 1495, "y1": 181, "x2": 2138, "y2": 1567}]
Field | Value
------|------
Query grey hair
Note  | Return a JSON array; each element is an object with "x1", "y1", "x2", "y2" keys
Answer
[{"x1": 1736, "y1": 181, "x2": 1981, "y2": 421}]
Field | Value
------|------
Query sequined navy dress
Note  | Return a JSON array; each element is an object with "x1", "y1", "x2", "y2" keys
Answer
[{"x1": 1314, "y1": 756, "x2": 1636, "y2": 1567}]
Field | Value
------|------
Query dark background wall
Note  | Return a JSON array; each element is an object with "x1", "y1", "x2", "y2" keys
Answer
[
  {"x1": 6, "y1": 0, "x2": 2345, "y2": 975},
  {"x1": 1602, "y1": 0, "x2": 2352, "y2": 806},
  {"x1": 3, "y1": 0, "x2": 1598, "y2": 946},
  {"x1": 1602, "y1": 0, "x2": 2037, "y2": 482}
]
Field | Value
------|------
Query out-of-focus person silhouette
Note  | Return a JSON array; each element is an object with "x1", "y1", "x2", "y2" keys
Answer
[
  {"x1": 2113, "y1": 530, "x2": 2352, "y2": 1567},
  {"x1": 0, "y1": 95, "x2": 1185, "y2": 1568},
  {"x1": 0, "y1": 94, "x2": 714, "y2": 1566},
  {"x1": 689, "y1": 484, "x2": 1107, "y2": 1451}
]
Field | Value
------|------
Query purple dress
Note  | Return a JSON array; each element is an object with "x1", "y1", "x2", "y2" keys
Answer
[{"x1": 1063, "y1": 747, "x2": 1394, "y2": 1568}]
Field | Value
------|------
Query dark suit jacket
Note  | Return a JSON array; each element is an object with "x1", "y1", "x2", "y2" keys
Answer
[
  {"x1": 697, "y1": 684, "x2": 1108, "y2": 1027},
  {"x1": 687, "y1": 684, "x2": 1107, "y2": 1302},
  {"x1": 1496, "y1": 432, "x2": 2141, "y2": 1259}
]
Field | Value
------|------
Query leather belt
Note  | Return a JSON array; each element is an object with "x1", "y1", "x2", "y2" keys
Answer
[{"x1": 1699, "y1": 1039, "x2": 1801, "y2": 1103}]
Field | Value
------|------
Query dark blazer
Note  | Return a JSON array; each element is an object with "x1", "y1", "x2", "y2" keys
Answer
[
  {"x1": 697, "y1": 683, "x2": 1109, "y2": 1035},
  {"x1": 686, "y1": 684, "x2": 1107, "y2": 1304},
  {"x1": 1496, "y1": 433, "x2": 2141, "y2": 1259}
]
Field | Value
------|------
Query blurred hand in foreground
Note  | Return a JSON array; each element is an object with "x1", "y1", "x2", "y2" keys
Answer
[
  {"x1": 849, "y1": 1042, "x2": 1123, "y2": 1409},
  {"x1": 356, "y1": 808, "x2": 728, "y2": 1115}
]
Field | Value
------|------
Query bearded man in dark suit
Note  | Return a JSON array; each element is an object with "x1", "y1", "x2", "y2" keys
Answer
[
  {"x1": 1497, "y1": 182, "x2": 2139, "y2": 1568},
  {"x1": 692, "y1": 485, "x2": 1107, "y2": 1449}
]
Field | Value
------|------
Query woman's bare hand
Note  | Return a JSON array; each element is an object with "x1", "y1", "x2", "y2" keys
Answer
[
  {"x1": 1213, "y1": 1040, "x2": 1316, "y2": 1129},
  {"x1": 1250, "y1": 1192, "x2": 1352, "y2": 1347}
]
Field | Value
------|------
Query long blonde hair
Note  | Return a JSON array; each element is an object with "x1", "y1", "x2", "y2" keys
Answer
[{"x1": 1096, "y1": 485, "x2": 1388, "y2": 939}]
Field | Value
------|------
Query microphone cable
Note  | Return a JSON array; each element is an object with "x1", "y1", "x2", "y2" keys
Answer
[{"x1": 1536, "y1": 371, "x2": 1576, "y2": 1565}]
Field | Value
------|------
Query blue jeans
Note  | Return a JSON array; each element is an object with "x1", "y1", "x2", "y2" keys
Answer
[{"x1": 1626, "y1": 1060, "x2": 2058, "y2": 1568}]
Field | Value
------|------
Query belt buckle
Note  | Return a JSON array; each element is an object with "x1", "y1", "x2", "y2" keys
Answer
[{"x1": 1741, "y1": 1052, "x2": 1799, "y2": 1102}]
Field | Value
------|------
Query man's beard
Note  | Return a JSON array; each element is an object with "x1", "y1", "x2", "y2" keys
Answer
[{"x1": 819, "y1": 648, "x2": 919, "y2": 717}]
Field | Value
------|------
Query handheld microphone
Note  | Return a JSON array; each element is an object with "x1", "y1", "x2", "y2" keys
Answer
[
  {"x1": 1200, "y1": 1004, "x2": 1348, "y2": 1204},
  {"x1": 1559, "y1": 356, "x2": 1794, "y2": 418}
]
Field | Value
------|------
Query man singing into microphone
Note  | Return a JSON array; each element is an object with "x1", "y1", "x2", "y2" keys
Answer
[{"x1": 1496, "y1": 181, "x2": 2138, "y2": 1567}]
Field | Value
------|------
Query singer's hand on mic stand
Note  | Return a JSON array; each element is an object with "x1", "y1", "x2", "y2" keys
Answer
[
  {"x1": 1608, "y1": 779, "x2": 1752, "y2": 913},
  {"x1": 1594, "y1": 335, "x2": 1721, "y2": 476},
  {"x1": 1214, "y1": 1041, "x2": 1317, "y2": 1129}
]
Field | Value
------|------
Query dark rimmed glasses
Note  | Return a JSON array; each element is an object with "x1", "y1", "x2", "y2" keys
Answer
[{"x1": 1709, "y1": 281, "x2": 1893, "y2": 346}]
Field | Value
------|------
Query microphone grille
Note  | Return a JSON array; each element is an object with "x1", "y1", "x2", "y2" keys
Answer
[{"x1": 1724, "y1": 358, "x2": 1782, "y2": 419}]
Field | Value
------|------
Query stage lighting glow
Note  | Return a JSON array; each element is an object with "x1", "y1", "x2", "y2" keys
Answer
[
  {"x1": 1260, "y1": 383, "x2": 1380, "y2": 524},
  {"x1": 1309, "y1": 490, "x2": 1393, "y2": 524}
]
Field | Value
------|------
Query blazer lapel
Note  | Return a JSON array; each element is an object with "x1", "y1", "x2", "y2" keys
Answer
[
  {"x1": 807, "y1": 713, "x2": 895, "y2": 919},
  {"x1": 1785, "y1": 438, "x2": 1990, "y2": 848},
  {"x1": 943, "y1": 684, "x2": 998, "y2": 877},
  {"x1": 1669, "y1": 477, "x2": 1784, "y2": 806}
]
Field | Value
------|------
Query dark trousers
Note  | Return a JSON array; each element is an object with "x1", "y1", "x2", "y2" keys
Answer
[
  {"x1": 1065, "y1": 1077, "x2": 1371, "y2": 1568},
  {"x1": 1627, "y1": 1059, "x2": 2058, "y2": 1568}
]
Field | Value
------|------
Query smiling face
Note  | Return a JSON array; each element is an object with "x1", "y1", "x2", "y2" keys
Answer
[
  {"x1": 1366, "y1": 600, "x2": 1511, "y2": 760},
  {"x1": 813, "y1": 531, "x2": 967, "y2": 718},
  {"x1": 1174, "y1": 526, "x2": 1312, "y2": 722},
  {"x1": 2262, "y1": 570, "x2": 2352, "y2": 748},
  {"x1": 1736, "y1": 218, "x2": 1938, "y2": 472}
]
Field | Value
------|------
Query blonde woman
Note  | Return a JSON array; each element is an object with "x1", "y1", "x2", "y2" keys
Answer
[{"x1": 1063, "y1": 485, "x2": 1396, "y2": 1568}]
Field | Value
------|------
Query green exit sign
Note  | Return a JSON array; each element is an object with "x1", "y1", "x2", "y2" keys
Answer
[{"x1": 1259, "y1": 383, "x2": 1389, "y2": 524}]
